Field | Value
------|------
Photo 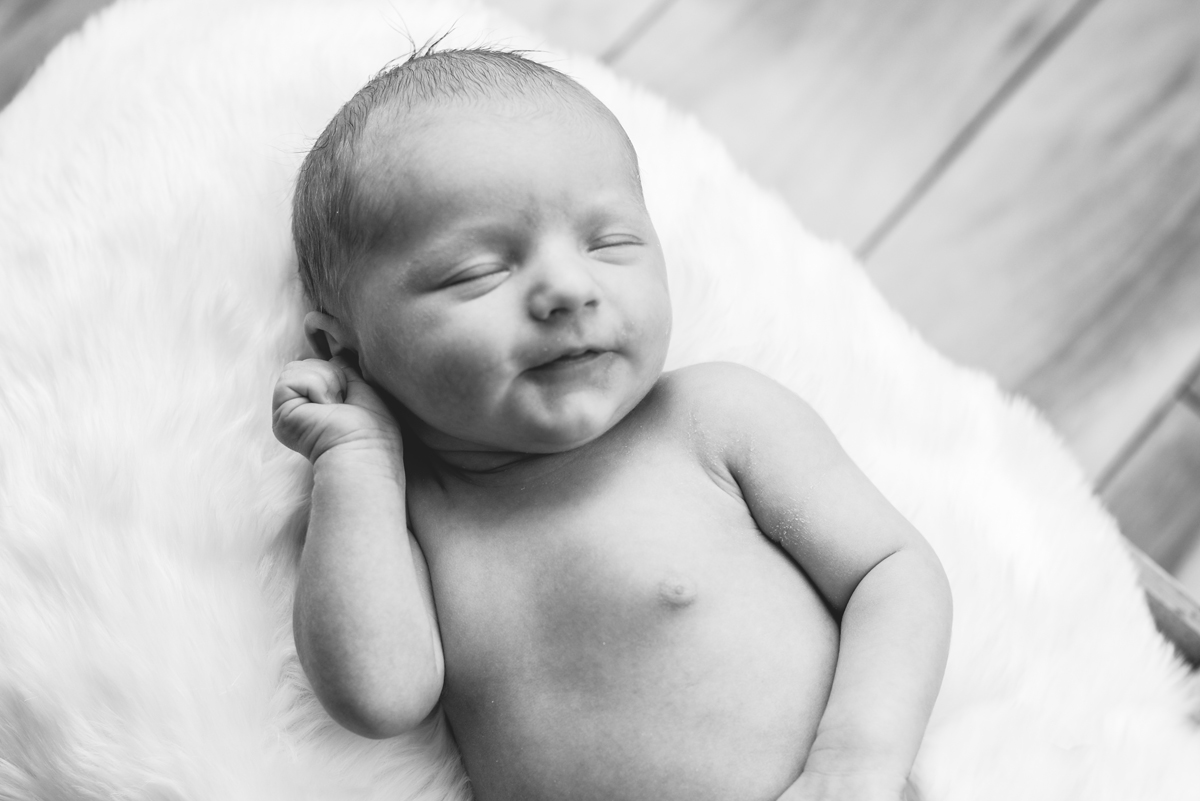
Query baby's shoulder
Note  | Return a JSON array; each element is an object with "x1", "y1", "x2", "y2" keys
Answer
[
  {"x1": 648, "y1": 361, "x2": 822, "y2": 448},
  {"x1": 645, "y1": 363, "x2": 844, "y2": 487},
  {"x1": 655, "y1": 361, "x2": 800, "y2": 413},
  {"x1": 658, "y1": 360, "x2": 770, "y2": 392}
]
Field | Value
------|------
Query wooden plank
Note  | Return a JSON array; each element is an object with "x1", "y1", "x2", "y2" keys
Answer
[
  {"x1": 1102, "y1": 402, "x2": 1200, "y2": 573},
  {"x1": 0, "y1": 0, "x2": 113, "y2": 110},
  {"x1": 0, "y1": 0, "x2": 662, "y2": 109},
  {"x1": 1126, "y1": 542, "x2": 1200, "y2": 668},
  {"x1": 485, "y1": 0, "x2": 666, "y2": 58},
  {"x1": 865, "y1": 0, "x2": 1200, "y2": 479},
  {"x1": 609, "y1": 0, "x2": 1081, "y2": 247},
  {"x1": 1173, "y1": 533, "x2": 1200, "y2": 606}
]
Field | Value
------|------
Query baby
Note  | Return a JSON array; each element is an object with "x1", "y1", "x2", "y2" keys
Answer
[{"x1": 272, "y1": 48, "x2": 952, "y2": 801}]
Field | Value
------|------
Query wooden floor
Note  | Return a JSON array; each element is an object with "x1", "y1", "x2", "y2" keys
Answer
[{"x1": 4, "y1": 0, "x2": 1200, "y2": 598}]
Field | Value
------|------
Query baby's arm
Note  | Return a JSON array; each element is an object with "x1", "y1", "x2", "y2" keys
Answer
[
  {"x1": 272, "y1": 356, "x2": 443, "y2": 739},
  {"x1": 688, "y1": 364, "x2": 951, "y2": 801}
]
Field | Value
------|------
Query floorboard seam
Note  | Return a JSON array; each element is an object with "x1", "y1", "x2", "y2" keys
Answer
[
  {"x1": 857, "y1": 0, "x2": 1107, "y2": 260},
  {"x1": 601, "y1": 0, "x2": 681, "y2": 65},
  {"x1": 1097, "y1": 350, "x2": 1200, "y2": 492},
  {"x1": 1179, "y1": 387, "x2": 1200, "y2": 417}
]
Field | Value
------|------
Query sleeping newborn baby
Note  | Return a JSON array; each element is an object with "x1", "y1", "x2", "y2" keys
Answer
[{"x1": 271, "y1": 47, "x2": 952, "y2": 801}]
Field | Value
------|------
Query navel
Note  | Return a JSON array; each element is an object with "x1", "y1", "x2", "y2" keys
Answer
[{"x1": 657, "y1": 572, "x2": 698, "y2": 608}]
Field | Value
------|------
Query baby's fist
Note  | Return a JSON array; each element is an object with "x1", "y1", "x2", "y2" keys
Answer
[{"x1": 271, "y1": 356, "x2": 401, "y2": 465}]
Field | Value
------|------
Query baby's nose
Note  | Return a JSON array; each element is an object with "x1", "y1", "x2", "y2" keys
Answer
[{"x1": 527, "y1": 254, "x2": 600, "y2": 321}]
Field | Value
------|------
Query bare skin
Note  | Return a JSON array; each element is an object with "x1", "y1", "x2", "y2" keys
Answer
[
  {"x1": 272, "y1": 94, "x2": 951, "y2": 801},
  {"x1": 407, "y1": 368, "x2": 840, "y2": 801}
]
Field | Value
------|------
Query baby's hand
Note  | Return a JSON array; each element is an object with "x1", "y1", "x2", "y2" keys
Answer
[{"x1": 272, "y1": 356, "x2": 401, "y2": 465}]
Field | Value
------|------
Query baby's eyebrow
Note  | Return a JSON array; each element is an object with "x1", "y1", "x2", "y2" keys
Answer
[
  {"x1": 400, "y1": 226, "x2": 511, "y2": 280},
  {"x1": 418, "y1": 220, "x2": 516, "y2": 255},
  {"x1": 580, "y1": 193, "x2": 652, "y2": 224},
  {"x1": 405, "y1": 198, "x2": 647, "y2": 261}
]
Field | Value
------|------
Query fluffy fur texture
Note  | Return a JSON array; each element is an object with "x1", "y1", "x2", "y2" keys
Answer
[{"x1": 1, "y1": 0, "x2": 1197, "y2": 797}]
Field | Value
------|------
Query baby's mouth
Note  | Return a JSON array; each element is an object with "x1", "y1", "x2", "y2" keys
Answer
[{"x1": 530, "y1": 348, "x2": 605, "y2": 371}]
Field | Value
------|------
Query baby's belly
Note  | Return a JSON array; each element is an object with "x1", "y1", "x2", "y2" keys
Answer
[{"x1": 430, "y1": 502, "x2": 839, "y2": 801}]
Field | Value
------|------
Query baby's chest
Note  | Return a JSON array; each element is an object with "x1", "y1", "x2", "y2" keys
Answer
[
  {"x1": 427, "y1": 453, "x2": 749, "y2": 606},
  {"x1": 414, "y1": 453, "x2": 820, "y2": 694}
]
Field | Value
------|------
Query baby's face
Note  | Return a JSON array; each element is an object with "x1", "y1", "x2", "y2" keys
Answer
[{"x1": 342, "y1": 99, "x2": 671, "y2": 455}]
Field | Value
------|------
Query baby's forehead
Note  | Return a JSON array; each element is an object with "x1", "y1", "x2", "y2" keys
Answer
[
  {"x1": 354, "y1": 96, "x2": 639, "y2": 209},
  {"x1": 361, "y1": 92, "x2": 628, "y2": 160}
]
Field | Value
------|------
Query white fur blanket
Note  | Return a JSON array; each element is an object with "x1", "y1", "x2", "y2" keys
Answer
[{"x1": 1, "y1": 0, "x2": 1197, "y2": 797}]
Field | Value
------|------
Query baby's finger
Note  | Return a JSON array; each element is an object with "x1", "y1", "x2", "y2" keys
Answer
[
  {"x1": 309, "y1": 358, "x2": 349, "y2": 404},
  {"x1": 275, "y1": 359, "x2": 345, "y2": 406},
  {"x1": 318, "y1": 355, "x2": 353, "y2": 402},
  {"x1": 327, "y1": 354, "x2": 393, "y2": 416},
  {"x1": 328, "y1": 355, "x2": 376, "y2": 404},
  {"x1": 327, "y1": 353, "x2": 363, "y2": 384}
]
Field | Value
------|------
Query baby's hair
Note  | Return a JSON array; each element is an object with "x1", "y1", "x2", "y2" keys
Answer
[{"x1": 291, "y1": 43, "x2": 632, "y2": 316}]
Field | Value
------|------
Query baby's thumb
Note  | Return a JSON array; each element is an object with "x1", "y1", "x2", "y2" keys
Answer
[
  {"x1": 329, "y1": 354, "x2": 389, "y2": 412},
  {"x1": 327, "y1": 354, "x2": 363, "y2": 384}
]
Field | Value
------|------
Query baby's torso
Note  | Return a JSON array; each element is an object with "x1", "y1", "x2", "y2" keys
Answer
[{"x1": 407, "y1": 387, "x2": 839, "y2": 801}]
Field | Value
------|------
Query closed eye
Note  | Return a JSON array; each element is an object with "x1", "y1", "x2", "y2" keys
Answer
[
  {"x1": 441, "y1": 262, "x2": 510, "y2": 289},
  {"x1": 589, "y1": 235, "x2": 643, "y2": 251}
]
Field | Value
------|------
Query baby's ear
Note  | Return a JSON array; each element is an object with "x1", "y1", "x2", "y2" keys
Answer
[{"x1": 303, "y1": 311, "x2": 357, "y2": 363}]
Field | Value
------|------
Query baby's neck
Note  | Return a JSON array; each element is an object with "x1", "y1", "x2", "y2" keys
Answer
[
  {"x1": 402, "y1": 419, "x2": 589, "y2": 487},
  {"x1": 432, "y1": 447, "x2": 543, "y2": 473},
  {"x1": 419, "y1": 441, "x2": 594, "y2": 491}
]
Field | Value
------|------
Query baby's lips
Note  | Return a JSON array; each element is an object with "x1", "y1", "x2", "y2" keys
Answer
[{"x1": 527, "y1": 341, "x2": 609, "y2": 369}]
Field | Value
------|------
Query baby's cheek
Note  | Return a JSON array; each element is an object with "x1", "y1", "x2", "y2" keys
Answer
[
  {"x1": 622, "y1": 281, "x2": 671, "y2": 361},
  {"x1": 420, "y1": 341, "x2": 510, "y2": 420}
]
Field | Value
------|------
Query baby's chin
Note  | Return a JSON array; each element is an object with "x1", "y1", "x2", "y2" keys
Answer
[
  {"x1": 488, "y1": 398, "x2": 636, "y2": 455},
  {"x1": 409, "y1": 409, "x2": 611, "y2": 461},
  {"x1": 418, "y1": 382, "x2": 656, "y2": 458},
  {"x1": 502, "y1": 416, "x2": 619, "y2": 454}
]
